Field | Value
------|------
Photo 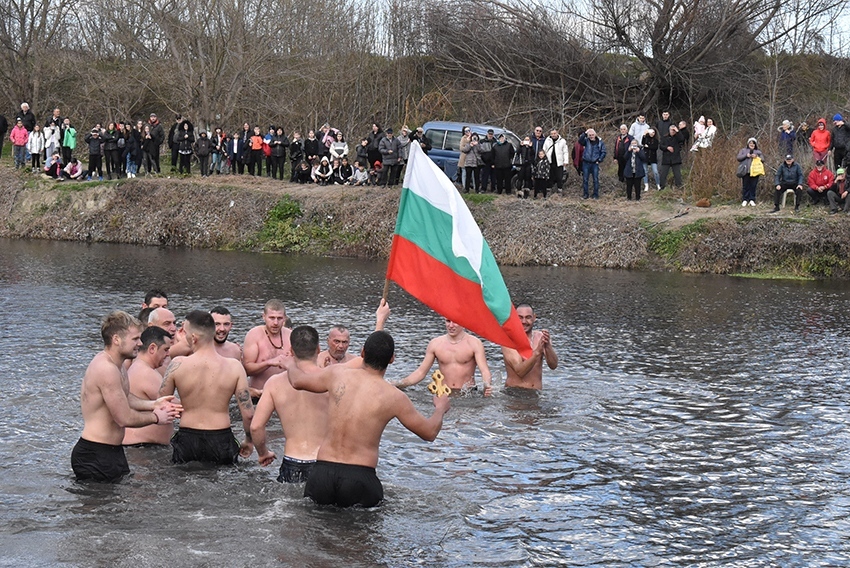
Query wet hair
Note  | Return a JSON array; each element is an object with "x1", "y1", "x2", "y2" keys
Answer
[
  {"x1": 137, "y1": 307, "x2": 156, "y2": 326},
  {"x1": 516, "y1": 303, "x2": 535, "y2": 312},
  {"x1": 101, "y1": 310, "x2": 142, "y2": 346},
  {"x1": 144, "y1": 289, "x2": 168, "y2": 306},
  {"x1": 184, "y1": 310, "x2": 215, "y2": 339},
  {"x1": 290, "y1": 325, "x2": 319, "y2": 359},
  {"x1": 362, "y1": 331, "x2": 394, "y2": 371},
  {"x1": 141, "y1": 325, "x2": 172, "y2": 349},
  {"x1": 210, "y1": 306, "x2": 231, "y2": 317},
  {"x1": 263, "y1": 299, "x2": 286, "y2": 314}
]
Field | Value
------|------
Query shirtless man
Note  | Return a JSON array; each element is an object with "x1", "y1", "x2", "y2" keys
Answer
[
  {"x1": 242, "y1": 299, "x2": 292, "y2": 397},
  {"x1": 252, "y1": 326, "x2": 329, "y2": 483},
  {"x1": 287, "y1": 330, "x2": 450, "y2": 508},
  {"x1": 122, "y1": 326, "x2": 176, "y2": 446},
  {"x1": 142, "y1": 289, "x2": 168, "y2": 310},
  {"x1": 71, "y1": 311, "x2": 181, "y2": 482},
  {"x1": 395, "y1": 319, "x2": 493, "y2": 396},
  {"x1": 159, "y1": 310, "x2": 254, "y2": 465},
  {"x1": 210, "y1": 306, "x2": 242, "y2": 360},
  {"x1": 318, "y1": 325, "x2": 355, "y2": 367},
  {"x1": 148, "y1": 307, "x2": 177, "y2": 335},
  {"x1": 501, "y1": 304, "x2": 558, "y2": 390}
]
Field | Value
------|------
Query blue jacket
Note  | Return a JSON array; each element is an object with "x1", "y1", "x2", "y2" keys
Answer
[{"x1": 579, "y1": 134, "x2": 607, "y2": 163}]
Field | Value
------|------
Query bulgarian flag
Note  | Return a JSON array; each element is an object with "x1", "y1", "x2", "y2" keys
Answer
[{"x1": 386, "y1": 142, "x2": 532, "y2": 358}]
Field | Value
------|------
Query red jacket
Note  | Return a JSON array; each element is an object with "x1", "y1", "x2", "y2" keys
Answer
[
  {"x1": 809, "y1": 119, "x2": 832, "y2": 153},
  {"x1": 807, "y1": 167, "x2": 834, "y2": 190}
]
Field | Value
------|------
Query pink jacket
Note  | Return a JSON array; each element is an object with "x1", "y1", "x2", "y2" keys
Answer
[{"x1": 9, "y1": 125, "x2": 28, "y2": 146}]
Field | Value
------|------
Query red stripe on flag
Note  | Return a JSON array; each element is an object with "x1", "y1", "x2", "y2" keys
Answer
[{"x1": 387, "y1": 235, "x2": 532, "y2": 358}]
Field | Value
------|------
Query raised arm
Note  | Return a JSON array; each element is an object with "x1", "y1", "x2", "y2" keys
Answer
[
  {"x1": 540, "y1": 330, "x2": 558, "y2": 370},
  {"x1": 375, "y1": 298, "x2": 390, "y2": 331}
]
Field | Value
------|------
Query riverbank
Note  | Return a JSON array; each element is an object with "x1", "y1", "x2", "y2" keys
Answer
[{"x1": 2, "y1": 166, "x2": 850, "y2": 278}]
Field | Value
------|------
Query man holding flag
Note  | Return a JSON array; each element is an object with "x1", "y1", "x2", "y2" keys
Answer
[{"x1": 385, "y1": 138, "x2": 533, "y2": 371}]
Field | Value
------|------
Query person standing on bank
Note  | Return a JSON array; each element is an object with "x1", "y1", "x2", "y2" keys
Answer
[
  {"x1": 737, "y1": 137, "x2": 764, "y2": 207},
  {"x1": 659, "y1": 122, "x2": 689, "y2": 190},
  {"x1": 623, "y1": 139, "x2": 647, "y2": 201}
]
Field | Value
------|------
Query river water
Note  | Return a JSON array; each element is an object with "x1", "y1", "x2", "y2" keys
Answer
[{"x1": 1, "y1": 238, "x2": 849, "y2": 567}]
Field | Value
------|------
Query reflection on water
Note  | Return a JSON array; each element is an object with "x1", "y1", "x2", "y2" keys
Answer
[{"x1": 1, "y1": 238, "x2": 850, "y2": 566}]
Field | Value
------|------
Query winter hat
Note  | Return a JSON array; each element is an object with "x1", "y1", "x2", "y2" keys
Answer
[
  {"x1": 834, "y1": 114, "x2": 844, "y2": 122},
  {"x1": 838, "y1": 168, "x2": 846, "y2": 175},
  {"x1": 747, "y1": 137, "x2": 758, "y2": 147}
]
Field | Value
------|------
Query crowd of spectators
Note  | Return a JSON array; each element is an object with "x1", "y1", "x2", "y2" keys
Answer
[{"x1": 4, "y1": 102, "x2": 848, "y2": 211}]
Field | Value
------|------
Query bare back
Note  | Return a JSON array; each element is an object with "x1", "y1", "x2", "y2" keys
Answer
[
  {"x1": 264, "y1": 371, "x2": 329, "y2": 460},
  {"x1": 167, "y1": 351, "x2": 248, "y2": 430},
  {"x1": 123, "y1": 359, "x2": 173, "y2": 445},
  {"x1": 318, "y1": 369, "x2": 411, "y2": 468}
]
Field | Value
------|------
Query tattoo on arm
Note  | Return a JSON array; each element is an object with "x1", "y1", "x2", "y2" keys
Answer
[
  {"x1": 159, "y1": 359, "x2": 182, "y2": 393},
  {"x1": 236, "y1": 388, "x2": 253, "y2": 411}
]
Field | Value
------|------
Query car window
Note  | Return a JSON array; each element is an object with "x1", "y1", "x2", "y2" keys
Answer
[
  {"x1": 425, "y1": 129, "x2": 446, "y2": 150},
  {"x1": 445, "y1": 130, "x2": 463, "y2": 152}
]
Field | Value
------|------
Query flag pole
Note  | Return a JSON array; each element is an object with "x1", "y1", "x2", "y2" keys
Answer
[{"x1": 381, "y1": 278, "x2": 391, "y2": 302}]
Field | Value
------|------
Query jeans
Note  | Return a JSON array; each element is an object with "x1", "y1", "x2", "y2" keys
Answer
[
  {"x1": 13, "y1": 144, "x2": 26, "y2": 168},
  {"x1": 643, "y1": 162, "x2": 659, "y2": 186},
  {"x1": 581, "y1": 161, "x2": 600, "y2": 197},
  {"x1": 125, "y1": 154, "x2": 138, "y2": 176}
]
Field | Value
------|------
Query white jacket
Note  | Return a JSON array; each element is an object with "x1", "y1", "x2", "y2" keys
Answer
[
  {"x1": 26, "y1": 130, "x2": 45, "y2": 154},
  {"x1": 542, "y1": 135, "x2": 569, "y2": 167}
]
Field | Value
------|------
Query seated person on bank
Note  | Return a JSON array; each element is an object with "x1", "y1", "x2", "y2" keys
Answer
[{"x1": 827, "y1": 167, "x2": 849, "y2": 214}]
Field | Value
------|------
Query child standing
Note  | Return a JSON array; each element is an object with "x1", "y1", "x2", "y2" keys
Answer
[{"x1": 533, "y1": 149, "x2": 550, "y2": 199}]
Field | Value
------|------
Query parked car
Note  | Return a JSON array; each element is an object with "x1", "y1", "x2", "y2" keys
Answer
[{"x1": 422, "y1": 121, "x2": 521, "y2": 183}]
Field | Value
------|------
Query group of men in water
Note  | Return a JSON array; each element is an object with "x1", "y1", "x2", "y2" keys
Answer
[{"x1": 71, "y1": 289, "x2": 558, "y2": 508}]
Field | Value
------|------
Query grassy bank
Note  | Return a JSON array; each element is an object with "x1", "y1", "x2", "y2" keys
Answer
[{"x1": 3, "y1": 166, "x2": 850, "y2": 279}]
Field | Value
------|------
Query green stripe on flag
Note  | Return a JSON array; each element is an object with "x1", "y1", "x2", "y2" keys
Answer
[{"x1": 395, "y1": 188, "x2": 512, "y2": 323}]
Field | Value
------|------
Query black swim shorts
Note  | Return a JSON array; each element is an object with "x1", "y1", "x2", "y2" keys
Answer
[
  {"x1": 304, "y1": 460, "x2": 383, "y2": 508},
  {"x1": 171, "y1": 427, "x2": 240, "y2": 465},
  {"x1": 278, "y1": 456, "x2": 315, "y2": 483},
  {"x1": 71, "y1": 437, "x2": 130, "y2": 483}
]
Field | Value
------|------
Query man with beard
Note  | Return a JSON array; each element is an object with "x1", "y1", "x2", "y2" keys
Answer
[
  {"x1": 211, "y1": 306, "x2": 242, "y2": 360},
  {"x1": 123, "y1": 326, "x2": 176, "y2": 446},
  {"x1": 242, "y1": 299, "x2": 292, "y2": 397},
  {"x1": 318, "y1": 325, "x2": 355, "y2": 367},
  {"x1": 71, "y1": 311, "x2": 181, "y2": 482}
]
